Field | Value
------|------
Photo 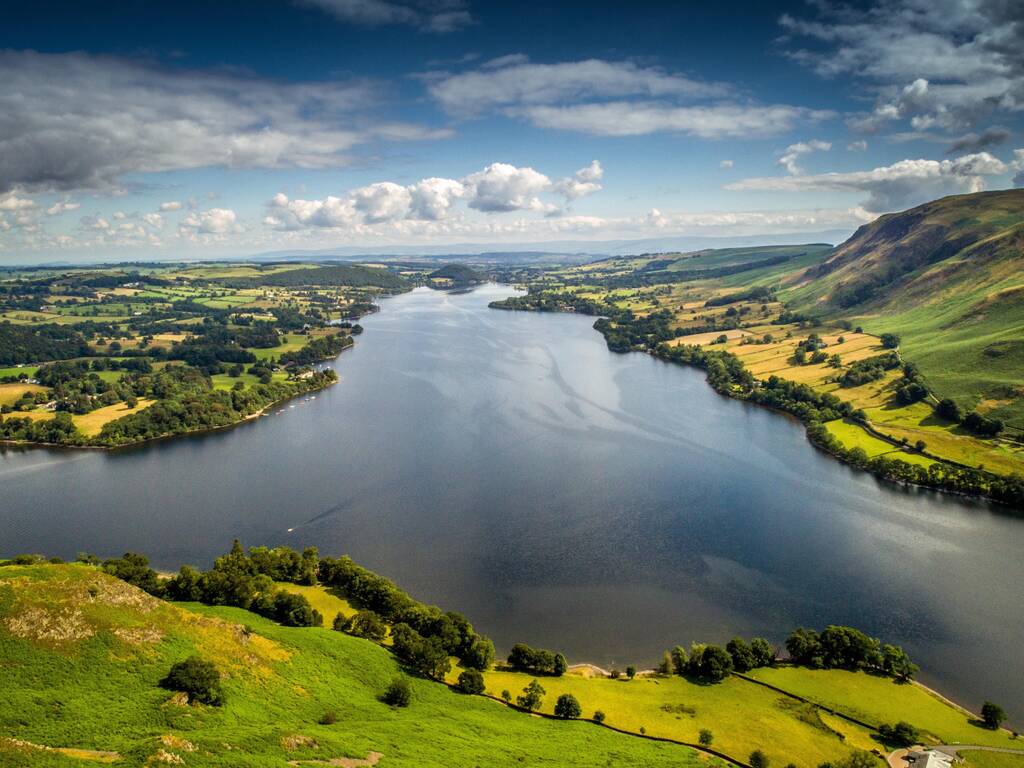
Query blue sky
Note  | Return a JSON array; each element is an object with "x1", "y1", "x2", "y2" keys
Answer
[{"x1": 1, "y1": 0, "x2": 1022, "y2": 262}]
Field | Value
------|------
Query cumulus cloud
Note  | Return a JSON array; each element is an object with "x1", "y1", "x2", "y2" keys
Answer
[
  {"x1": 781, "y1": 2, "x2": 1024, "y2": 136},
  {"x1": 727, "y1": 152, "x2": 1009, "y2": 212},
  {"x1": 847, "y1": 140, "x2": 868, "y2": 152},
  {"x1": 551, "y1": 160, "x2": 604, "y2": 200},
  {"x1": 1012, "y1": 149, "x2": 1024, "y2": 188},
  {"x1": 720, "y1": 159, "x2": 734, "y2": 168},
  {"x1": 265, "y1": 160, "x2": 604, "y2": 230},
  {"x1": 159, "y1": 201, "x2": 182, "y2": 212},
  {"x1": 0, "y1": 193, "x2": 35, "y2": 211},
  {"x1": 778, "y1": 140, "x2": 832, "y2": 174},
  {"x1": 297, "y1": 0, "x2": 472, "y2": 32},
  {"x1": 179, "y1": 208, "x2": 239, "y2": 235},
  {"x1": 0, "y1": 50, "x2": 449, "y2": 194}
]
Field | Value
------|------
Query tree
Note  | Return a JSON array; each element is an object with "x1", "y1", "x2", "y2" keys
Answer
[
  {"x1": 750, "y1": 750, "x2": 770, "y2": 768},
  {"x1": 727, "y1": 637, "x2": 756, "y2": 672},
  {"x1": 593, "y1": 710, "x2": 606, "y2": 723},
  {"x1": 345, "y1": 610, "x2": 387, "y2": 640},
  {"x1": 554, "y1": 693, "x2": 582, "y2": 719},
  {"x1": 936, "y1": 398, "x2": 962, "y2": 422},
  {"x1": 659, "y1": 650, "x2": 673, "y2": 675},
  {"x1": 102, "y1": 552, "x2": 162, "y2": 596},
  {"x1": 626, "y1": 665, "x2": 637, "y2": 679},
  {"x1": 878, "y1": 721, "x2": 919, "y2": 747},
  {"x1": 882, "y1": 644, "x2": 918, "y2": 680},
  {"x1": 332, "y1": 612, "x2": 347, "y2": 631},
  {"x1": 455, "y1": 669, "x2": 485, "y2": 695},
  {"x1": 750, "y1": 638, "x2": 775, "y2": 668},
  {"x1": 160, "y1": 656, "x2": 225, "y2": 706},
  {"x1": 382, "y1": 677, "x2": 411, "y2": 707},
  {"x1": 517, "y1": 680, "x2": 545, "y2": 711},
  {"x1": 690, "y1": 645, "x2": 734, "y2": 682},
  {"x1": 463, "y1": 637, "x2": 495, "y2": 671},
  {"x1": 500, "y1": 689, "x2": 512, "y2": 703},
  {"x1": 880, "y1": 333, "x2": 900, "y2": 349},
  {"x1": 553, "y1": 653, "x2": 568, "y2": 676},
  {"x1": 786, "y1": 628, "x2": 821, "y2": 665},
  {"x1": 671, "y1": 646, "x2": 688, "y2": 675},
  {"x1": 699, "y1": 729, "x2": 714, "y2": 747},
  {"x1": 981, "y1": 701, "x2": 1006, "y2": 730}
]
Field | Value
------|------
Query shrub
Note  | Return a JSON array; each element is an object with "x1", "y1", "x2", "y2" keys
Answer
[
  {"x1": 160, "y1": 656, "x2": 225, "y2": 706},
  {"x1": 500, "y1": 689, "x2": 512, "y2": 703},
  {"x1": 750, "y1": 750, "x2": 770, "y2": 768},
  {"x1": 554, "y1": 693, "x2": 582, "y2": 719},
  {"x1": 318, "y1": 710, "x2": 338, "y2": 725},
  {"x1": 699, "y1": 729, "x2": 714, "y2": 746},
  {"x1": 382, "y1": 677, "x2": 411, "y2": 707},
  {"x1": 626, "y1": 665, "x2": 636, "y2": 679},
  {"x1": 593, "y1": 710, "x2": 606, "y2": 723},
  {"x1": 455, "y1": 669, "x2": 485, "y2": 695}
]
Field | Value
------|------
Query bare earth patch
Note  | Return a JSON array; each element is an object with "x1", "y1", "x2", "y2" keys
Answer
[
  {"x1": 282, "y1": 734, "x2": 319, "y2": 751},
  {"x1": 115, "y1": 625, "x2": 165, "y2": 645},
  {"x1": 3, "y1": 605, "x2": 95, "y2": 645},
  {"x1": 288, "y1": 751, "x2": 385, "y2": 767},
  {"x1": 0, "y1": 737, "x2": 119, "y2": 763}
]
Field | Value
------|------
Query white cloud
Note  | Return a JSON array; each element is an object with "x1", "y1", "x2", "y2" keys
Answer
[
  {"x1": 143, "y1": 213, "x2": 163, "y2": 228},
  {"x1": 460, "y1": 163, "x2": 554, "y2": 213},
  {"x1": 720, "y1": 159, "x2": 734, "y2": 168},
  {"x1": 180, "y1": 208, "x2": 239, "y2": 235},
  {"x1": 297, "y1": 0, "x2": 472, "y2": 32},
  {"x1": 847, "y1": 140, "x2": 868, "y2": 152},
  {"x1": 727, "y1": 153, "x2": 1009, "y2": 212},
  {"x1": 429, "y1": 58, "x2": 726, "y2": 115},
  {"x1": 265, "y1": 160, "x2": 605, "y2": 231},
  {"x1": 0, "y1": 193, "x2": 34, "y2": 211},
  {"x1": 45, "y1": 199, "x2": 80, "y2": 216},
  {"x1": 0, "y1": 50, "x2": 449, "y2": 194},
  {"x1": 512, "y1": 102, "x2": 832, "y2": 139},
  {"x1": 778, "y1": 140, "x2": 832, "y2": 175},
  {"x1": 552, "y1": 160, "x2": 604, "y2": 200},
  {"x1": 1013, "y1": 149, "x2": 1024, "y2": 188},
  {"x1": 351, "y1": 182, "x2": 413, "y2": 223},
  {"x1": 408, "y1": 177, "x2": 466, "y2": 220},
  {"x1": 159, "y1": 201, "x2": 182, "y2": 212}
]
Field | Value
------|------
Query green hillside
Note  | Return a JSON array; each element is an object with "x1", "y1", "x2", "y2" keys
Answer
[
  {"x1": 784, "y1": 190, "x2": 1024, "y2": 428},
  {"x1": 0, "y1": 563, "x2": 708, "y2": 768}
]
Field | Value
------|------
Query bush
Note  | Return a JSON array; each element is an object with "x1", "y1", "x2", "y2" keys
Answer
[
  {"x1": 699, "y1": 729, "x2": 714, "y2": 746},
  {"x1": 750, "y1": 750, "x2": 770, "y2": 768},
  {"x1": 382, "y1": 677, "x2": 412, "y2": 707},
  {"x1": 554, "y1": 693, "x2": 582, "y2": 719},
  {"x1": 160, "y1": 656, "x2": 225, "y2": 706},
  {"x1": 626, "y1": 665, "x2": 637, "y2": 679},
  {"x1": 318, "y1": 710, "x2": 338, "y2": 725},
  {"x1": 878, "y1": 721, "x2": 919, "y2": 746},
  {"x1": 593, "y1": 710, "x2": 606, "y2": 723},
  {"x1": 455, "y1": 669, "x2": 485, "y2": 695}
]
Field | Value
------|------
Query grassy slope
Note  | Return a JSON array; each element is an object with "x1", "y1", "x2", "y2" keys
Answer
[
  {"x1": 0, "y1": 565, "x2": 707, "y2": 768},
  {"x1": 784, "y1": 190, "x2": 1024, "y2": 430}
]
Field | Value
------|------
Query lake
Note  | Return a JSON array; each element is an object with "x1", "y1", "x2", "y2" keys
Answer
[{"x1": 2, "y1": 283, "x2": 1022, "y2": 722}]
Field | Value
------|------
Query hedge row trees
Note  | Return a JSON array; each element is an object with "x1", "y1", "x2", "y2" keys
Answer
[
  {"x1": 318, "y1": 554, "x2": 495, "y2": 671},
  {"x1": 507, "y1": 643, "x2": 567, "y2": 676},
  {"x1": 785, "y1": 626, "x2": 917, "y2": 679},
  {"x1": 725, "y1": 636, "x2": 776, "y2": 672},
  {"x1": 161, "y1": 542, "x2": 322, "y2": 627},
  {"x1": 390, "y1": 623, "x2": 451, "y2": 680}
]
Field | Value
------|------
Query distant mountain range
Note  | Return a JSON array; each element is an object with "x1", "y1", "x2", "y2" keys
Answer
[{"x1": 247, "y1": 229, "x2": 856, "y2": 264}]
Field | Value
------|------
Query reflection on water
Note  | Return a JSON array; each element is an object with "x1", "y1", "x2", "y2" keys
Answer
[{"x1": 2, "y1": 284, "x2": 1022, "y2": 722}]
